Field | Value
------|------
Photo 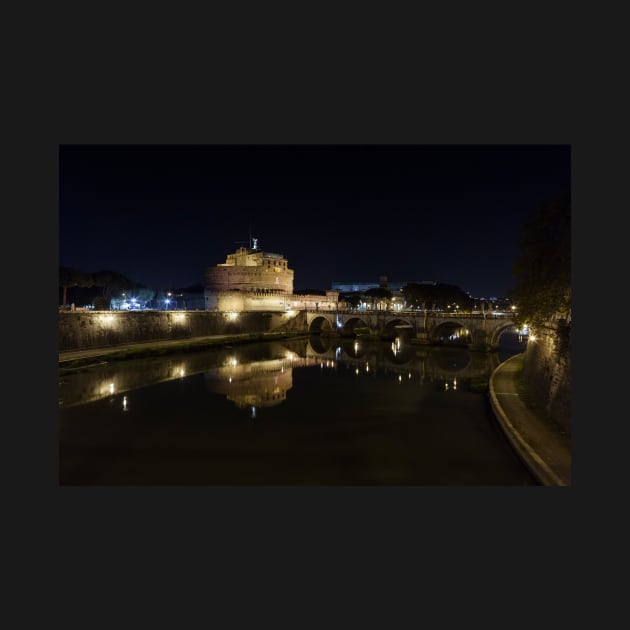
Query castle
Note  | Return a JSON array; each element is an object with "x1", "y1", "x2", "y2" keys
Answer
[{"x1": 204, "y1": 238, "x2": 338, "y2": 312}]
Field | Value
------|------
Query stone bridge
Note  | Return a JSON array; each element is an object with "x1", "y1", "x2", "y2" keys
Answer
[{"x1": 304, "y1": 310, "x2": 519, "y2": 350}]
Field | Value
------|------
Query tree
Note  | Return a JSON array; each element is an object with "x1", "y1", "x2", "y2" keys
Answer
[
  {"x1": 134, "y1": 287, "x2": 155, "y2": 306},
  {"x1": 340, "y1": 292, "x2": 361, "y2": 309},
  {"x1": 59, "y1": 267, "x2": 93, "y2": 307},
  {"x1": 91, "y1": 270, "x2": 134, "y2": 310},
  {"x1": 401, "y1": 282, "x2": 473, "y2": 311},
  {"x1": 509, "y1": 193, "x2": 571, "y2": 329},
  {"x1": 110, "y1": 286, "x2": 156, "y2": 310},
  {"x1": 364, "y1": 287, "x2": 392, "y2": 310}
]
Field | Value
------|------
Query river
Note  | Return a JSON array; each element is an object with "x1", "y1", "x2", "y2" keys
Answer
[{"x1": 59, "y1": 332, "x2": 537, "y2": 485}]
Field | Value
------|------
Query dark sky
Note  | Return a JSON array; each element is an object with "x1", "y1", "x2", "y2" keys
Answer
[{"x1": 59, "y1": 144, "x2": 570, "y2": 298}]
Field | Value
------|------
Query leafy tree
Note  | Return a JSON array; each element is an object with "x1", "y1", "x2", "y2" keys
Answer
[
  {"x1": 340, "y1": 292, "x2": 361, "y2": 309},
  {"x1": 134, "y1": 287, "x2": 155, "y2": 305},
  {"x1": 364, "y1": 287, "x2": 393, "y2": 310},
  {"x1": 93, "y1": 295, "x2": 109, "y2": 310},
  {"x1": 59, "y1": 267, "x2": 93, "y2": 307},
  {"x1": 509, "y1": 193, "x2": 571, "y2": 329},
  {"x1": 401, "y1": 282, "x2": 473, "y2": 311},
  {"x1": 91, "y1": 270, "x2": 134, "y2": 310},
  {"x1": 110, "y1": 286, "x2": 156, "y2": 310}
]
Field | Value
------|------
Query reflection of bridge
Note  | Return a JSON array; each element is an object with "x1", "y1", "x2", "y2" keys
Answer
[
  {"x1": 305, "y1": 310, "x2": 519, "y2": 349},
  {"x1": 304, "y1": 337, "x2": 500, "y2": 381}
]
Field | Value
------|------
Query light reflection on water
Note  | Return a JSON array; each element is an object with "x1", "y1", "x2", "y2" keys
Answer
[{"x1": 59, "y1": 333, "x2": 534, "y2": 485}]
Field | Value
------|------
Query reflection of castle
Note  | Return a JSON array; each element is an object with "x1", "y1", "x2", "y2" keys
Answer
[
  {"x1": 204, "y1": 239, "x2": 338, "y2": 312},
  {"x1": 205, "y1": 359, "x2": 293, "y2": 410},
  {"x1": 203, "y1": 342, "x2": 323, "y2": 413}
]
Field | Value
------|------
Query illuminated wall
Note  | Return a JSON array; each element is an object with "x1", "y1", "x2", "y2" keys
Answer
[
  {"x1": 205, "y1": 247, "x2": 294, "y2": 295},
  {"x1": 206, "y1": 291, "x2": 290, "y2": 313},
  {"x1": 521, "y1": 323, "x2": 571, "y2": 437},
  {"x1": 287, "y1": 292, "x2": 339, "y2": 311},
  {"x1": 205, "y1": 290, "x2": 341, "y2": 313},
  {"x1": 58, "y1": 309, "x2": 308, "y2": 352}
]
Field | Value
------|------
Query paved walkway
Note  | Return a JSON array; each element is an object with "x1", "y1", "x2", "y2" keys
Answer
[{"x1": 489, "y1": 353, "x2": 571, "y2": 486}]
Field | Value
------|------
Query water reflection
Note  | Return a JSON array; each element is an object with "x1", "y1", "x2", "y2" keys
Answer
[
  {"x1": 306, "y1": 336, "x2": 497, "y2": 385},
  {"x1": 59, "y1": 334, "x2": 534, "y2": 485},
  {"x1": 59, "y1": 336, "x2": 502, "y2": 411},
  {"x1": 204, "y1": 350, "x2": 314, "y2": 414}
]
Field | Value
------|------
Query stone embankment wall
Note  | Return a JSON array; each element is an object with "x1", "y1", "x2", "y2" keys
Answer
[
  {"x1": 522, "y1": 320, "x2": 571, "y2": 436},
  {"x1": 59, "y1": 310, "x2": 308, "y2": 352}
]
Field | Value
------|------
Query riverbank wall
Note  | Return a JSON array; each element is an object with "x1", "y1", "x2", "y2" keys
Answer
[
  {"x1": 521, "y1": 320, "x2": 571, "y2": 437},
  {"x1": 58, "y1": 310, "x2": 308, "y2": 352}
]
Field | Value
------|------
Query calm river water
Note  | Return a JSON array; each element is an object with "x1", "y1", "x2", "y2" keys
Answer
[{"x1": 59, "y1": 333, "x2": 537, "y2": 485}]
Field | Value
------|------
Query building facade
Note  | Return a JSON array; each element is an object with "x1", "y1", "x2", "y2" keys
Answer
[{"x1": 206, "y1": 241, "x2": 330, "y2": 312}]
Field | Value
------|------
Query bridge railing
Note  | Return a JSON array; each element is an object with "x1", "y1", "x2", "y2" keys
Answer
[{"x1": 308, "y1": 308, "x2": 514, "y2": 318}]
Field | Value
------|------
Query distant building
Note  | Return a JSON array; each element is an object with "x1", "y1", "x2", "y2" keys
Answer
[
  {"x1": 287, "y1": 290, "x2": 339, "y2": 311},
  {"x1": 332, "y1": 276, "x2": 436, "y2": 293}
]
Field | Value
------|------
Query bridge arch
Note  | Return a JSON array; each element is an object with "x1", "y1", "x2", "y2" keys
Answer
[
  {"x1": 429, "y1": 347, "x2": 473, "y2": 373},
  {"x1": 381, "y1": 318, "x2": 414, "y2": 340},
  {"x1": 308, "y1": 315, "x2": 335, "y2": 335},
  {"x1": 488, "y1": 322, "x2": 522, "y2": 348},
  {"x1": 385, "y1": 337, "x2": 416, "y2": 364},
  {"x1": 308, "y1": 334, "x2": 334, "y2": 354},
  {"x1": 341, "y1": 316, "x2": 371, "y2": 336},
  {"x1": 340, "y1": 338, "x2": 367, "y2": 359},
  {"x1": 429, "y1": 319, "x2": 473, "y2": 346}
]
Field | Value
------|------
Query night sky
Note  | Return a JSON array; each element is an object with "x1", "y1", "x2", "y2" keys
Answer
[{"x1": 59, "y1": 144, "x2": 570, "y2": 298}]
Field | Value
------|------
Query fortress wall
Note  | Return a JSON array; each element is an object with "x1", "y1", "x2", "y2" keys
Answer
[{"x1": 205, "y1": 266, "x2": 294, "y2": 293}]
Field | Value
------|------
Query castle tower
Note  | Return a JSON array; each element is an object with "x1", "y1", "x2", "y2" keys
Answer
[{"x1": 204, "y1": 240, "x2": 294, "y2": 311}]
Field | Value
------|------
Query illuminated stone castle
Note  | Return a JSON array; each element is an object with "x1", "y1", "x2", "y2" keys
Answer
[{"x1": 204, "y1": 238, "x2": 338, "y2": 312}]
